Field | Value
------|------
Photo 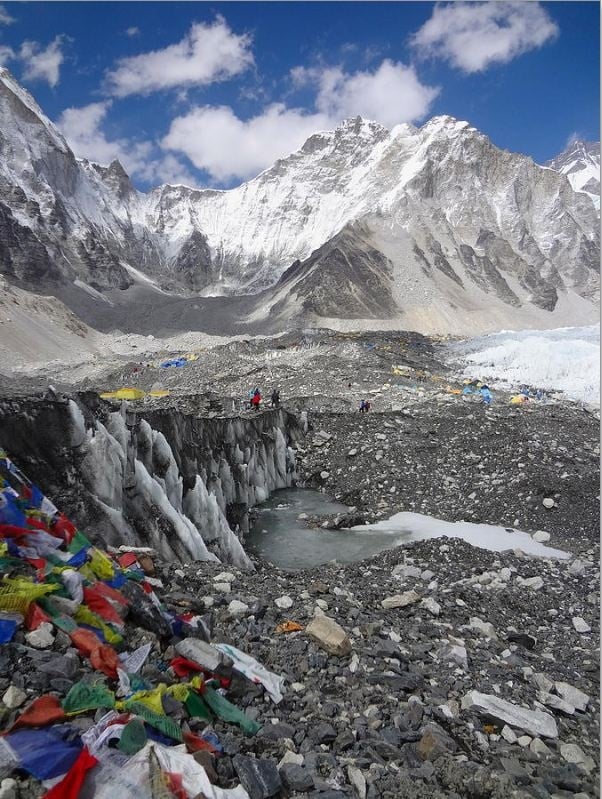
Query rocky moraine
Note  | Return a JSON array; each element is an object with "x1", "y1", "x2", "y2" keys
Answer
[{"x1": 0, "y1": 329, "x2": 598, "y2": 799}]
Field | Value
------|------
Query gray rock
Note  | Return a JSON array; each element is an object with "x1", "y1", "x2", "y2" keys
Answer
[
  {"x1": 175, "y1": 639, "x2": 232, "y2": 673},
  {"x1": 233, "y1": 754, "x2": 282, "y2": 799},
  {"x1": 518, "y1": 576, "x2": 544, "y2": 591},
  {"x1": 306, "y1": 615, "x2": 352, "y2": 656},
  {"x1": 24, "y1": 623, "x2": 54, "y2": 649},
  {"x1": 469, "y1": 617, "x2": 497, "y2": 639},
  {"x1": 529, "y1": 738, "x2": 552, "y2": 758},
  {"x1": 347, "y1": 765, "x2": 367, "y2": 799},
  {"x1": 280, "y1": 764, "x2": 314, "y2": 792},
  {"x1": 537, "y1": 691, "x2": 575, "y2": 715},
  {"x1": 416, "y1": 723, "x2": 457, "y2": 761},
  {"x1": 571, "y1": 617, "x2": 591, "y2": 633},
  {"x1": 559, "y1": 743, "x2": 595, "y2": 773},
  {"x1": 554, "y1": 681, "x2": 589, "y2": 712},
  {"x1": 420, "y1": 597, "x2": 441, "y2": 616},
  {"x1": 381, "y1": 590, "x2": 420, "y2": 609},
  {"x1": 1, "y1": 686, "x2": 26, "y2": 709},
  {"x1": 461, "y1": 691, "x2": 558, "y2": 738},
  {"x1": 227, "y1": 600, "x2": 250, "y2": 618},
  {"x1": 500, "y1": 757, "x2": 530, "y2": 784},
  {"x1": 314, "y1": 722, "x2": 337, "y2": 744}
]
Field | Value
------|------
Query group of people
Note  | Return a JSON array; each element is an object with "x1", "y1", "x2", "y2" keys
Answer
[
  {"x1": 247, "y1": 387, "x2": 280, "y2": 410},
  {"x1": 359, "y1": 399, "x2": 371, "y2": 413}
]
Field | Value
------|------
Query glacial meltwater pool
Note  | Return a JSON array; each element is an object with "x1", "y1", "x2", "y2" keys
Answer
[{"x1": 246, "y1": 488, "x2": 569, "y2": 570}]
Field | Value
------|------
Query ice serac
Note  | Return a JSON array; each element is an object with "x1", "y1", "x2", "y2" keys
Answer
[
  {"x1": 0, "y1": 395, "x2": 300, "y2": 569},
  {"x1": 0, "y1": 65, "x2": 599, "y2": 333}
]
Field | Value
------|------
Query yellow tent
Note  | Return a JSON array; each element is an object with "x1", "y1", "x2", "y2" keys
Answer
[
  {"x1": 100, "y1": 388, "x2": 146, "y2": 401},
  {"x1": 510, "y1": 394, "x2": 529, "y2": 404}
]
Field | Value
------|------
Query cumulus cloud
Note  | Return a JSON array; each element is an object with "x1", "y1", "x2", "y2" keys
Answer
[
  {"x1": 411, "y1": 1, "x2": 559, "y2": 73},
  {"x1": 162, "y1": 103, "x2": 332, "y2": 183},
  {"x1": 19, "y1": 36, "x2": 66, "y2": 87},
  {"x1": 105, "y1": 16, "x2": 253, "y2": 97},
  {"x1": 0, "y1": 4, "x2": 14, "y2": 25},
  {"x1": 0, "y1": 44, "x2": 14, "y2": 64},
  {"x1": 162, "y1": 59, "x2": 438, "y2": 183},
  {"x1": 57, "y1": 101, "x2": 197, "y2": 186},
  {"x1": 310, "y1": 60, "x2": 439, "y2": 128}
]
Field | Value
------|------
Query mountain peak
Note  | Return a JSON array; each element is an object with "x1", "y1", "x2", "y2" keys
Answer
[
  {"x1": 335, "y1": 116, "x2": 389, "y2": 136},
  {"x1": 546, "y1": 138, "x2": 600, "y2": 208}
]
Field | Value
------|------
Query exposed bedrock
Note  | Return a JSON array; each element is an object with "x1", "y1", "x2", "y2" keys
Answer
[{"x1": 0, "y1": 394, "x2": 301, "y2": 569}]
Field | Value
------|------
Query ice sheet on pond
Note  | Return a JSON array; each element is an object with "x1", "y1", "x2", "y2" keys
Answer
[{"x1": 247, "y1": 489, "x2": 569, "y2": 570}]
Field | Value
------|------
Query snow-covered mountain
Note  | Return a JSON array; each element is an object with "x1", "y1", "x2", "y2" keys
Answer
[
  {"x1": 546, "y1": 140, "x2": 600, "y2": 210},
  {"x1": 0, "y1": 67, "x2": 599, "y2": 335}
]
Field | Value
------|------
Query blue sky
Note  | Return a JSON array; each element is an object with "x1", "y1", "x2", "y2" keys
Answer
[{"x1": 0, "y1": 1, "x2": 598, "y2": 189}]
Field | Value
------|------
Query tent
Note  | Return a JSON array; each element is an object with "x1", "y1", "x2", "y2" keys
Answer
[{"x1": 99, "y1": 388, "x2": 145, "y2": 401}]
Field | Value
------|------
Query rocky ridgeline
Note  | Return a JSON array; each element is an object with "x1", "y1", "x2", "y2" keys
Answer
[{"x1": 2, "y1": 537, "x2": 598, "y2": 799}]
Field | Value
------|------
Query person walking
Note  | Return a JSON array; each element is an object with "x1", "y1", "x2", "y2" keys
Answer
[{"x1": 271, "y1": 388, "x2": 280, "y2": 408}]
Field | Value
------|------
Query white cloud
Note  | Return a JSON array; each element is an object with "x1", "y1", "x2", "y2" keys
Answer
[
  {"x1": 57, "y1": 101, "x2": 197, "y2": 187},
  {"x1": 0, "y1": 44, "x2": 14, "y2": 64},
  {"x1": 565, "y1": 131, "x2": 582, "y2": 148},
  {"x1": 138, "y1": 152, "x2": 198, "y2": 186},
  {"x1": 105, "y1": 15, "x2": 253, "y2": 97},
  {"x1": 162, "y1": 58, "x2": 438, "y2": 183},
  {"x1": 19, "y1": 36, "x2": 65, "y2": 87},
  {"x1": 312, "y1": 60, "x2": 438, "y2": 128},
  {"x1": 125, "y1": 26, "x2": 140, "y2": 38},
  {"x1": 162, "y1": 103, "x2": 332, "y2": 183},
  {"x1": 411, "y1": 2, "x2": 559, "y2": 73},
  {"x1": 0, "y1": 4, "x2": 14, "y2": 25}
]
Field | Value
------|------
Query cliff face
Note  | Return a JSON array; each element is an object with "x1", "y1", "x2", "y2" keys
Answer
[{"x1": 0, "y1": 393, "x2": 301, "y2": 568}]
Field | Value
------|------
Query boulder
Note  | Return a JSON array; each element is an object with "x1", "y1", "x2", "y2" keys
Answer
[
  {"x1": 227, "y1": 600, "x2": 250, "y2": 619},
  {"x1": 469, "y1": 617, "x2": 497, "y2": 639},
  {"x1": 306, "y1": 615, "x2": 352, "y2": 656},
  {"x1": 537, "y1": 691, "x2": 575, "y2": 715},
  {"x1": 233, "y1": 755, "x2": 282, "y2": 799},
  {"x1": 461, "y1": 691, "x2": 558, "y2": 738},
  {"x1": 420, "y1": 598, "x2": 441, "y2": 616},
  {"x1": 175, "y1": 639, "x2": 232, "y2": 673},
  {"x1": 25, "y1": 623, "x2": 55, "y2": 649},
  {"x1": 571, "y1": 617, "x2": 591, "y2": 633},
  {"x1": 560, "y1": 743, "x2": 595, "y2": 773},
  {"x1": 381, "y1": 591, "x2": 420, "y2": 609},
  {"x1": 554, "y1": 681, "x2": 589, "y2": 712},
  {"x1": 2, "y1": 686, "x2": 26, "y2": 710}
]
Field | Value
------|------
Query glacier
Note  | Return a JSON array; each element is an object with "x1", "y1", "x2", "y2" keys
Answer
[
  {"x1": 60, "y1": 398, "x2": 300, "y2": 568},
  {"x1": 451, "y1": 325, "x2": 600, "y2": 404}
]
